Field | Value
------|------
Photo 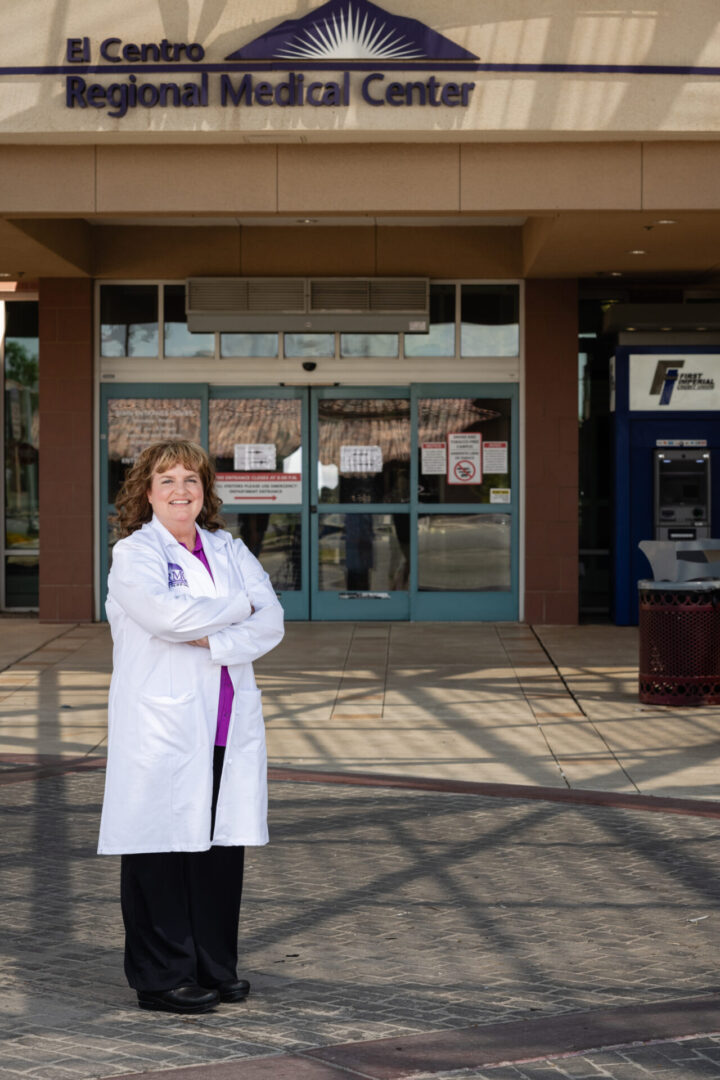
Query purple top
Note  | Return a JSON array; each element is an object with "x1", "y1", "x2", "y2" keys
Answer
[{"x1": 191, "y1": 531, "x2": 235, "y2": 747}]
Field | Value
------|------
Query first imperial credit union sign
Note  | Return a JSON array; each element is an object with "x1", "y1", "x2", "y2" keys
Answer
[{"x1": 62, "y1": 0, "x2": 479, "y2": 120}]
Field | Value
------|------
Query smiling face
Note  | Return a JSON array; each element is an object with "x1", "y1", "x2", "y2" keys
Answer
[{"x1": 147, "y1": 463, "x2": 204, "y2": 546}]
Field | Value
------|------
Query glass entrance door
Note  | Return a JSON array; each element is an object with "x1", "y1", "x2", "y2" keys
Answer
[
  {"x1": 311, "y1": 388, "x2": 411, "y2": 620},
  {"x1": 208, "y1": 387, "x2": 308, "y2": 620},
  {"x1": 101, "y1": 383, "x2": 518, "y2": 621},
  {"x1": 309, "y1": 385, "x2": 518, "y2": 621},
  {"x1": 412, "y1": 385, "x2": 519, "y2": 620}
]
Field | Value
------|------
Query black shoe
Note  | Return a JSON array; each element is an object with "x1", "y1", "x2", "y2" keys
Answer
[
  {"x1": 137, "y1": 985, "x2": 220, "y2": 1014},
  {"x1": 216, "y1": 979, "x2": 251, "y2": 1002}
]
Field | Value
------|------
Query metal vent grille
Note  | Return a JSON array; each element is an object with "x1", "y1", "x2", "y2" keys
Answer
[
  {"x1": 187, "y1": 278, "x2": 249, "y2": 312},
  {"x1": 310, "y1": 280, "x2": 370, "y2": 312},
  {"x1": 186, "y1": 277, "x2": 429, "y2": 332},
  {"x1": 247, "y1": 279, "x2": 305, "y2": 312},
  {"x1": 187, "y1": 278, "x2": 305, "y2": 315},
  {"x1": 369, "y1": 279, "x2": 428, "y2": 312},
  {"x1": 309, "y1": 278, "x2": 427, "y2": 314}
]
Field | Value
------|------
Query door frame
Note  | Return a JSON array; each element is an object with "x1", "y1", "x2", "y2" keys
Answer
[
  {"x1": 410, "y1": 383, "x2": 520, "y2": 621},
  {"x1": 209, "y1": 384, "x2": 310, "y2": 620},
  {"x1": 99, "y1": 382, "x2": 209, "y2": 620},
  {"x1": 310, "y1": 385, "x2": 412, "y2": 621}
]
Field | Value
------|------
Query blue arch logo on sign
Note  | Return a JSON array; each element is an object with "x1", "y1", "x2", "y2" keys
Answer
[
  {"x1": 225, "y1": 0, "x2": 478, "y2": 63},
  {"x1": 63, "y1": 0, "x2": 478, "y2": 118}
]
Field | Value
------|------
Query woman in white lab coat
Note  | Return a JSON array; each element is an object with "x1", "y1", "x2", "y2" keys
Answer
[{"x1": 99, "y1": 439, "x2": 284, "y2": 1014}]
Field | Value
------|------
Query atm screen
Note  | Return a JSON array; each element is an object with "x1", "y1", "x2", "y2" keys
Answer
[{"x1": 661, "y1": 477, "x2": 703, "y2": 505}]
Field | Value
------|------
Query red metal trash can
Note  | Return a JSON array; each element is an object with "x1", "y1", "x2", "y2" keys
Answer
[{"x1": 638, "y1": 580, "x2": 720, "y2": 705}]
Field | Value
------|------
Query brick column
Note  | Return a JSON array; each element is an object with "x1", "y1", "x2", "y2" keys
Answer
[
  {"x1": 38, "y1": 278, "x2": 94, "y2": 622},
  {"x1": 524, "y1": 280, "x2": 579, "y2": 624}
]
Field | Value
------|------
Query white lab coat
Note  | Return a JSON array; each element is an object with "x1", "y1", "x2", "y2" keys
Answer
[{"x1": 98, "y1": 515, "x2": 284, "y2": 855}]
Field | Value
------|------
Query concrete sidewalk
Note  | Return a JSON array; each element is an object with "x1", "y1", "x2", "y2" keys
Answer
[{"x1": 1, "y1": 620, "x2": 719, "y2": 800}]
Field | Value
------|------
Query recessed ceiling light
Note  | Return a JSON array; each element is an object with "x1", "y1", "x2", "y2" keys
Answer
[
  {"x1": 610, "y1": 271, "x2": 623, "y2": 277},
  {"x1": 661, "y1": 326, "x2": 672, "y2": 331},
  {"x1": 626, "y1": 326, "x2": 637, "y2": 331},
  {"x1": 697, "y1": 326, "x2": 708, "y2": 331},
  {"x1": 654, "y1": 219, "x2": 677, "y2": 225},
  {"x1": 297, "y1": 218, "x2": 318, "y2": 225},
  {"x1": 0, "y1": 273, "x2": 13, "y2": 279},
  {"x1": 628, "y1": 249, "x2": 647, "y2": 255}
]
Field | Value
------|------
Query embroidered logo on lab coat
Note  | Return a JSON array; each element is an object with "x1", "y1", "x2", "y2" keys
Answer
[{"x1": 167, "y1": 562, "x2": 189, "y2": 588}]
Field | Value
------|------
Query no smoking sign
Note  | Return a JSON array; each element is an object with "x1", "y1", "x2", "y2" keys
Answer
[
  {"x1": 453, "y1": 458, "x2": 476, "y2": 482},
  {"x1": 448, "y1": 432, "x2": 482, "y2": 485}
]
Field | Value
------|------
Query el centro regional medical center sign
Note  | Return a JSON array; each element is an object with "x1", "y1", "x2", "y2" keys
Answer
[{"x1": 60, "y1": 0, "x2": 478, "y2": 120}]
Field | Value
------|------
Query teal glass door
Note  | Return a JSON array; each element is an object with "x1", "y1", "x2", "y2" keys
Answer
[
  {"x1": 100, "y1": 383, "x2": 209, "y2": 617},
  {"x1": 208, "y1": 387, "x2": 309, "y2": 620},
  {"x1": 310, "y1": 387, "x2": 411, "y2": 620},
  {"x1": 100, "y1": 384, "x2": 309, "y2": 621},
  {"x1": 411, "y1": 384, "x2": 519, "y2": 620},
  {"x1": 101, "y1": 383, "x2": 518, "y2": 622}
]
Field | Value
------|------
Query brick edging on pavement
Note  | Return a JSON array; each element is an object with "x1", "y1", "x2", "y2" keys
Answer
[
  {"x1": 4, "y1": 755, "x2": 720, "y2": 819},
  {"x1": 106, "y1": 994, "x2": 720, "y2": 1080},
  {"x1": 267, "y1": 766, "x2": 720, "y2": 819}
]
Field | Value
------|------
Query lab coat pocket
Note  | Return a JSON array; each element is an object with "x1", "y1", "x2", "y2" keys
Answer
[
  {"x1": 139, "y1": 691, "x2": 198, "y2": 758},
  {"x1": 229, "y1": 688, "x2": 265, "y2": 754}
]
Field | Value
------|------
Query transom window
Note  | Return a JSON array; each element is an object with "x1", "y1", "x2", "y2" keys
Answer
[{"x1": 99, "y1": 282, "x2": 520, "y2": 361}]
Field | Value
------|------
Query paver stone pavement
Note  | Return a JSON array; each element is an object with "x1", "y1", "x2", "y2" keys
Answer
[{"x1": 1, "y1": 620, "x2": 720, "y2": 1079}]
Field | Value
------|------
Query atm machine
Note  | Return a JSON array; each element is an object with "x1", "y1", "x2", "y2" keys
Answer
[
  {"x1": 612, "y1": 345, "x2": 720, "y2": 624},
  {"x1": 654, "y1": 449, "x2": 711, "y2": 541}
]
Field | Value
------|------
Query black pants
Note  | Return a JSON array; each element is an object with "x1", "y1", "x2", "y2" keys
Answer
[{"x1": 120, "y1": 746, "x2": 245, "y2": 992}]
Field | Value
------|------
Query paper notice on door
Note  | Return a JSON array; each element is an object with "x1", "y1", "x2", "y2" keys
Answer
[
  {"x1": 233, "y1": 443, "x2": 276, "y2": 471},
  {"x1": 421, "y1": 442, "x2": 447, "y2": 474},
  {"x1": 216, "y1": 472, "x2": 301, "y2": 504},
  {"x1": 490, "y1": 488, "x2": 511, "y2": 504},
  {"x1": 340, "y1": 445, "x2": 383, "y2": 474},
  {"x1": 448, "y1": 432, "x2": 482, "y2": 485},
  {"x1": 483, "y1": 441, "x2": 508, "y2": 474}
]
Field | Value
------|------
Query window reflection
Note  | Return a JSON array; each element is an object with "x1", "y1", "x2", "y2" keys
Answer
[
  {"x1": 107, "y1": 398, "x2": 202, "y2": 502},
  {"x1": 6, "y1": 554, "x2": 38, "y2": 607},
  {"x1": 318, "y1": 513, "x2": 409, "y2": 592},
  {"x1": 284, "y1": 333, "x2": 334, "y2": 358},
  {"x1": 221, "y1": 333, "x2": 279, "y2": 358},
  {"x1": 209, "y1": 398, "x2": 302, "y2": 475},
  {"x1": 340, "y1": 334, "x2": 398, "y2": 358},
  {"x1": 461, "y1": 285, "x2": 519, "y2": 357},
  {"x1": 164, "y1": 285, "x2": 214, "y2": 358},
  {"x1": 223, "y1": 513, "x2": 302, "y2": 591},
  {"x1": 418, "y1": 514, "x2": 511, "y2": 591},
  {"x1": 418, "y1": 397, "x2": 511, "y2": 504},
  {"x1": 4, "y1": 302, "x2": 39, "y2": 553},
  {"x1": 404, "y1": 283, "x2": 455, "y2": 357},
  {"x1": 318, "y1": 398, "x2": 410, "y2": 504},
  {"x1": 100, "y1": 284, "x2": 158, "y2": 357}
]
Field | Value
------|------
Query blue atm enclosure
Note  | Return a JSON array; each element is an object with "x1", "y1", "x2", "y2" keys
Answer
[{"x1": 613, "y1": 346, "x2": 720, "y2": 625}]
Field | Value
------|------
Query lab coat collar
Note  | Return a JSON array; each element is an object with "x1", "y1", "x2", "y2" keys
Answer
[
  {"x1": 147, "y1": 513, "x2": 194, "y2": 550},
  {"x1": 198, "y1": 526, "x2": 231, "y2": 596},
  {"x1": 147, "y1": 514, "x2": 217, "y2": 597}
]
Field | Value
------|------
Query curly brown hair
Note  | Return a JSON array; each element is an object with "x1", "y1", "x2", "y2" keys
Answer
[{"x1": 114, "y1": 440, "x2": 225, "y2": 538}]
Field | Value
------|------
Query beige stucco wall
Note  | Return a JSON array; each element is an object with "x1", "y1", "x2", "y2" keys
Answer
[
  {"x1": 2, "y1": 1, "x2": 720, "y2": 140},
  {"x1": 4, "y1": 141, "x2": 720, "y2": 217}
]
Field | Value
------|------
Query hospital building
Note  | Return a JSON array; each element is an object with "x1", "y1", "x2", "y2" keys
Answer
[{"x1": 2, "y1": 0, "x2": 720, "y2": 625}]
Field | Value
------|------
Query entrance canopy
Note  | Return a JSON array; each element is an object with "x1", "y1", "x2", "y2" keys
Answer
[{"x1": 0, "y1": 0, "x2": 717, "y2": 284}]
